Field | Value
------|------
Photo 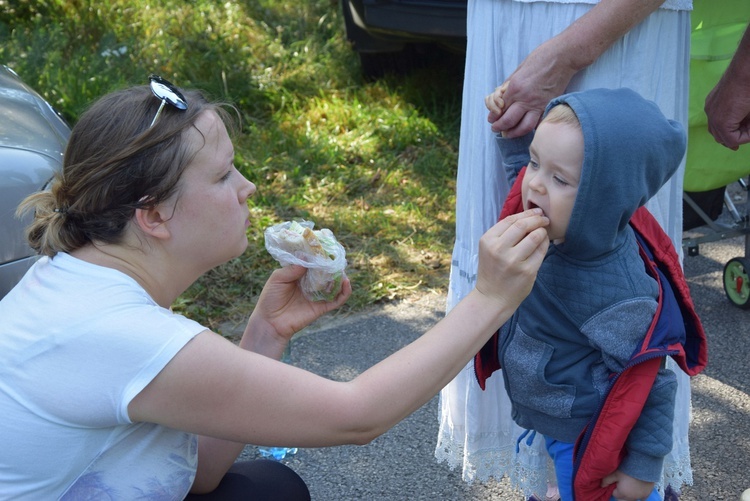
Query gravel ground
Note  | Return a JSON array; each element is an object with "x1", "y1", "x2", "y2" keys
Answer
[{"x1": 236, "y1": 185, "x2": 750, "y2": 500}]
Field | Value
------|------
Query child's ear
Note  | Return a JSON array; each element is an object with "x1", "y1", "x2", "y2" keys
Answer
[{"x1": 133, "y1": 205, "x2": 171, "y2": 240}]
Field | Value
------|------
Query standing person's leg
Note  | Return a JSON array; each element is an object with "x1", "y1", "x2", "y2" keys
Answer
[{"x1": 184, "y1": 460, "x2": 310, "y2": 501}]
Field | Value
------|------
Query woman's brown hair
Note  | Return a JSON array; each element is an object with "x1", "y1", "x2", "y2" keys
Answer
[{"x1": 18, "y1": 83, "x2": 236, "y2": 257}]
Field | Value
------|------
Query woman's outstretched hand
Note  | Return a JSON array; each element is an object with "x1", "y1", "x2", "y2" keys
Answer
[{"x1": 475, "y1": 208, "x2": 549, "y2": 309}]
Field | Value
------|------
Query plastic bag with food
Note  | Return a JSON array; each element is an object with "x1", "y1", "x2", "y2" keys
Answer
[{"x1": 264, "y1": 220, "x2": 347, "y2": 302}]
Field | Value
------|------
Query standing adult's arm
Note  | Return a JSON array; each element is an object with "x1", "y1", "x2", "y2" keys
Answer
[
  {"x1": 488, "y1": 0, "x2": 667, "y2": 138},
  {"x1": 705, "y1": 24, "x2": 750, "y2": 150}
]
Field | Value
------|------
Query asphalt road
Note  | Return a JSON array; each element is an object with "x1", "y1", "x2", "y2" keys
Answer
[{"x1": 236, "y1": 194, "x2": 750, "y2": 500}]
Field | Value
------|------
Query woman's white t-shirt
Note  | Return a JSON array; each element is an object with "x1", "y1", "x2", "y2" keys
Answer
[{"x1": 0, "y1": 253, "x2": 207, "y2": 500}]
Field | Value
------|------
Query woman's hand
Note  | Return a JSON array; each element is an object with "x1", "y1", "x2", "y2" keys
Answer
[
  {"x1": 241, "y1": 265, "x2": 351, "y2": 356},
  {"x1": 474, "y1": 208, "x2": 549, "y2": 309},
  {"x1": 601, "y1": 469, "x2": 656, "y2": 501}
]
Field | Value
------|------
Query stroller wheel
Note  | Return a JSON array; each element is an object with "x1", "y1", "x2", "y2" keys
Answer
[{"x1": 723, "y1": 257, "x2": 750, "y2": 309}]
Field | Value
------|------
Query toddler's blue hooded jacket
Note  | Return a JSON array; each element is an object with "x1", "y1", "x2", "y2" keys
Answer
[{"x1": 474, "y1": 88, "x2": 707, "y2": 497}]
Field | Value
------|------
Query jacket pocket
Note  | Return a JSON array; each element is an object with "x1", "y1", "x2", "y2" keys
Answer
[{"x1": 501, "y1": 325, "x2": 576, "y2": 419}]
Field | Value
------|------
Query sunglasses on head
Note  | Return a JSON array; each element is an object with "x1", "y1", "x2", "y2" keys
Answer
[{"x1": 148, "y1": 74, "x2": 188, "y2": 128}]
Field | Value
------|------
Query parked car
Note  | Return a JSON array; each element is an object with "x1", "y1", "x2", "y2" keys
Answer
[
  {"x1": 340, "y1": 0, "x2": 467, "y2": 78},
  {"x1": 0, "y1": 65, "x2": 70, "y2": 299}
]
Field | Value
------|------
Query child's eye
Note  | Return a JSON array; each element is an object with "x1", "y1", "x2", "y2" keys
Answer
[
  {"x1": 220, "y1": 170, "x2": 232, "y2": 182},
  {"x1": 553, "y1": 176, "x2": 569, "y2": 186},
  {"x1": 528, "y1": 160, "x2": 539, "y2": 170}
]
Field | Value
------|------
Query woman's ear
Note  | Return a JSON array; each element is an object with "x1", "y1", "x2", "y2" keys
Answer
[{"x1": 133, "y1": 205, "x2": 172, "y2": 240}]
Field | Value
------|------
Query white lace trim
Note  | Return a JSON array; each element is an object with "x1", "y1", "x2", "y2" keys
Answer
[
  {"x1": 435, "y1": 424, "x2": 694, "y2": 495},
  {"x1": 435, "y1": 424, "x2": 551, "y2": 497},
  {"x1": 661, "y1": 449, "x2": 694, "y2": 492}
]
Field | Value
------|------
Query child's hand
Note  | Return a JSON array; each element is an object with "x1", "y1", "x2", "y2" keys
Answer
[
  {"x1": 485, "y1": 80, "x2": 509, "y2": 125},
  {"x1": 601, "y1": 469, "x2": 655, "y2": 501}
]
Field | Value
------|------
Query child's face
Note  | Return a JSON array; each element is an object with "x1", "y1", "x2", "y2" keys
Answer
[{"x1": 522, "y1": 120, "x2": 583, "y2": 244}]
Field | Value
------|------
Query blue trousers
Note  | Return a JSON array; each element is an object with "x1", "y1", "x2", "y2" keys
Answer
[{"x1": 544, "y1": 436, "x2": 662, "y2": 501}]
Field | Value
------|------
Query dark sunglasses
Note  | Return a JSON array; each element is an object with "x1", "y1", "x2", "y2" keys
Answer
[{"x1": 148, "y1": 74, "x2": 188, "y2": 128}]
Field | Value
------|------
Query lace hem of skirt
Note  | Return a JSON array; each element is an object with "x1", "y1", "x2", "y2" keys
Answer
[
  {"x1": 435, "y1": 424, "x2": 694, "y2": 496},
  {"x1": 435, "y1": 426, "x2": 550, "y2": 497}
]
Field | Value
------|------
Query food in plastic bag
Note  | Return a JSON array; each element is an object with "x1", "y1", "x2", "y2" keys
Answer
[{"x1": 264, "y1": 220, "x2": 347, "y2": 302}]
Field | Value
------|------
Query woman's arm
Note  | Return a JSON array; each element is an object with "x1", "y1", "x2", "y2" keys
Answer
[
  {"x1": 489, "y1": 0, "x2": 666, "y2": 138},
  {"x1": 128, "y1": 209, "x2": 549, "y2": 492},
  {"x1": 191, "y1": 265, "x2": 353, "y2": 493}
]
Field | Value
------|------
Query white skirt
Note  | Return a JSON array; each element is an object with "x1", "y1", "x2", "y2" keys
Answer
[{"x1": 435, "y1": 0, "x2": 693, "y2": 496}]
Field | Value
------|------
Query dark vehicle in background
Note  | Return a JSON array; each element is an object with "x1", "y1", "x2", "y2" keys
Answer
[
  {"x1": 0, "y1": 65, "x2": 70, "y2": 299},
  {"x1": 340, "y1": 0, "x2": 467, "y2": 78}
]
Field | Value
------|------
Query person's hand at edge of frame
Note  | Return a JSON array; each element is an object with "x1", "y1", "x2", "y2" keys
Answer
[{"x1": 705, "y1": 64, "x2": 750, "y2": 151}]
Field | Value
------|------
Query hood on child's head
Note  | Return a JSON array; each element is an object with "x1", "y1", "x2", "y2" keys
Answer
[{"x1": 545, "y1": 87, "x2": 686, "y2": 260}]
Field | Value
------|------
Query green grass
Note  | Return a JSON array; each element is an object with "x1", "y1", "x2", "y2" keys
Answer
[{"x1": 1, "y1": 0, "x2": 465, "y2": 331}]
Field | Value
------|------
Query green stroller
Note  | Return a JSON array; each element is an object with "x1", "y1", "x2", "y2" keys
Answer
[{"x1": 682, "y1": 0, "x2": 750, "y2": 308}]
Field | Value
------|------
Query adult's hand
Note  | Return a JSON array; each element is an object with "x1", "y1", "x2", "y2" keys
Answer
[
  {"x1": 475, "y1": 208, "x2": 549, "y2": 309},
  {"x1": 245, "y1": 265, "x2": 351, "y2": 351},
  {"x1": 487, "y1": 41, "x2": 575, "y2": 138},
  {"x1": 705, "y1": 25, "x2": 750, "y2": 150},
  {"x1": 486, "y1": 0, "x2": 666, "y2": 139}
]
